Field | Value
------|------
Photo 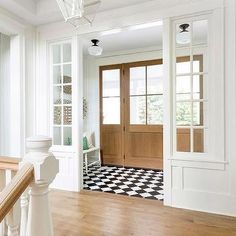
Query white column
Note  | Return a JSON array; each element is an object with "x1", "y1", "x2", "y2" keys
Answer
[{"x1": 22, "y1": 136, "x2": 59, "y2": 236}]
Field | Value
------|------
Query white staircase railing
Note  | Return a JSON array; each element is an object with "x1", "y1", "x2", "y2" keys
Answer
[{"x1": 0, "y1": 136, "x2": 59, "y2": 236}]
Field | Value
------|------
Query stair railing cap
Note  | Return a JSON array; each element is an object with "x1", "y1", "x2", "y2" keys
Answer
[{"x1": 26, "y1": 136, "x2": 52, "y2": 152}]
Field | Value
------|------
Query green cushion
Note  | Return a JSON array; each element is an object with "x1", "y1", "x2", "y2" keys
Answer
[{"x1": 83, "y1": 136, "x2": 89, "y2": 150}]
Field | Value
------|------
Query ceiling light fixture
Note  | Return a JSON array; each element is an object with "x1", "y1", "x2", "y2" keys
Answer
[
  {"x1": 56, "y1": 0, "x2": 101, "y2": 28},
  {"x1": 176, "y1": 23, "x2": 191, "y2": 45},
  {"x1": 88, "y1": 39, "x2": 103, "y2": 56}
]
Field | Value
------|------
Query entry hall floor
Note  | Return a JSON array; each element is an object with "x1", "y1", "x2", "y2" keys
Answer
[
  {"x1": 83, "y1": 165, "x2": 164, "y2": 200},
  {"x1": 50, "y1": 190, "x2": 236, "y2": 236}
]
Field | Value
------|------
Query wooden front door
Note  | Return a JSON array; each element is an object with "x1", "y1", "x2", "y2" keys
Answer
[
  {"x1": 100, "y1": 65, "x2": 124, "y2": 165},
  {"x1": 100, "y1": 60, "x2": 164, "y2": 169}
]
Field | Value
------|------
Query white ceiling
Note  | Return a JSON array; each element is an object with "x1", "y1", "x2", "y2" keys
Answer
[
  {"x1": 83, "y1": 19, "x2": 207, "y2": 55},
  {"x1": 0, "y1": 0, "x2": 154, "y2": 25},
  {"x1": 0, "y1": 0, "x2": 199, "y2": 26},
  {"x1": 83, "y1": 23, "x2": 163, "y2": 55}
]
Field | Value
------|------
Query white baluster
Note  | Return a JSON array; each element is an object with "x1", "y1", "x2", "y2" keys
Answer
[
  {"x1": 0, "y1": 170, "x2": 6, "y2": 236},
  {"x1": 22, "y1": 136, "x2": 59, "y2": 236},
  {"x1": 20, "y1": 190, "x2": 29, "y2": 236},
  {"x1": 6, "y1": 204, "x2": 20, "y2": 236},
  {"x1": 6, "y1": 170, "x2": 20, "y2": 236}
]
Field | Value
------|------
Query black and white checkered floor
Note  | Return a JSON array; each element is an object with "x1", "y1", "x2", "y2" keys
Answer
[{"x1": 83, "y1": 165, "x2": 164, "y2": 201}]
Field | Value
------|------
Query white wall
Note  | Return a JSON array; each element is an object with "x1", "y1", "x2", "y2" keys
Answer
[{"x1": 0, "y1": 7, "x2": 37, "y2": 158}]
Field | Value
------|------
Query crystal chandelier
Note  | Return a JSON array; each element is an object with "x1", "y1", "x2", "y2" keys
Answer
[{"x1": 56, "y1": 0, "x2": 101, "y2": 28}]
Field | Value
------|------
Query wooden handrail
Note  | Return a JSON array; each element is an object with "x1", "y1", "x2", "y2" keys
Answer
[
  {"x1": 0, "y1": 163, "x2": 34, "y2": 222},
  {"x1": 0, "y1": 157, "x2": 21, "y2": 171}
]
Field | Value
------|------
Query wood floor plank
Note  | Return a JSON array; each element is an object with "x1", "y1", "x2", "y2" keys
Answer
[{"x1": 50, "y1": 190, "x2": 236, "y2": 236}]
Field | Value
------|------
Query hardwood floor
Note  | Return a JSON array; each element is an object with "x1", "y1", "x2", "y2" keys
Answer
[{"x1": 50, "y1": 190, "x2": 236, "y2": 236}]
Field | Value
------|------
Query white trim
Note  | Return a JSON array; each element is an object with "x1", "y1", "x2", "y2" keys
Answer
[{"x1": 163, "y1": 18, "x2": 172, "y2": 206}]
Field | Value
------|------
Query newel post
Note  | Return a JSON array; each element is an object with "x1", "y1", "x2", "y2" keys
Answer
[{"x1": 23, "y1": 136, "x2": 59, "y2": 236}]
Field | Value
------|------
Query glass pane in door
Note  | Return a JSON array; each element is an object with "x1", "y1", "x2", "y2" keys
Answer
[
  {"x1": 103, "y1": 97, "x2": 120, "y2": 124},
  {"x1": 103, "y1": 70, "x2": 120, "y2": 97},
  {"x1": 130, "y1": 96, "x2": 146, "y2": 124},
  {"x1": 102, "y1": 69, "x2": 121, "y2": 124},
  {"x1": 130, "y1": 67, "x2": 146, "y2": 95}
]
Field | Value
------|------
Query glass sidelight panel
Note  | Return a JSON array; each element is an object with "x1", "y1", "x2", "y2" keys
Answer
[
  {"x1": 63, "y1": 106, "x2": 72, "y2": 125},
  {"x1": 53, "y1": 45, "x2": 61, "y2": 64},
  {"x1": 63, "y1": 85, "x2": 72, "y2": 104},
  {"x1": 53, "y1": 127, "x2": 61, "y2": 145},
  {"x1": 63, "y1": 43, "x2": 71, "y2": 63},
  {"x1": 176, "y1": 56, "x2": 191, "y2": 75},
  {"x1": 51, "y1": 41, "x2": 72, "y2": 146},
  {"x1": 54, "y1": 107, "x2": 62, "y2": 125},
  {"x1": 174, "y1": 18, "x2": 208, "y2": 153},
  {"x1": 53, "y1": 66, "x2": 61, "y2": 84},
  {"x1": 193, "y1": 102, "x2": 204, "y2": 126},
  {"x1": 192, "y1": 20, "x2": 208, "y2": 46},
  {"x1": 177, "y1": 128, "x2": 191, "y2": 152},
  {"x1": 176, "y1": 102, "x2": 191, "y2": 126},
  {"x1": 54, "y1": 86, "x2": 62, "y2": 104},
  {"x1": 64, "y1": 127, "x2": 72, "y2": 146},
  {"x1": 193, "y1": 128, "x2": 204, "y2": 152},
  {"x1": 193, "y1": 75, "x2": 204, "y2": 99},
  {"x1": 176, "y1": 76, "x2": 191, "y2": 101},
  {"x1": 63, "y1": 64, "x2": 72, "y2": 83}
]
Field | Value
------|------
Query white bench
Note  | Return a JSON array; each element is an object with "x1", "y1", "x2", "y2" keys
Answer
[{"x1": 83, "y1": 147, "x2": 101, "y2": 173}]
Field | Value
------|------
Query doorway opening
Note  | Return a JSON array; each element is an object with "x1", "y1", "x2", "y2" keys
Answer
[
  {"x1": 100, "y1": 60, "x2": 163, "y2": 169},
  {"x1": 82, "y1": 21, "x2": 164, "y2": 201}
]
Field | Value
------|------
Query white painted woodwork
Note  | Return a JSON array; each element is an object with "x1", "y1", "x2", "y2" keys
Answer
[
  {"x1": 6, "y1": 170, "x2": 20, "y2": 236},
  {"x1": 6, "y1": 205, "x2": 20, "y2": 236},
  {"x1": 0, "y1": 136, "x2": 58, "y2": 236},
  {"x1": 23, "y1": 136, "x2": 59, "y2": 236},
  {"x1": 0, "y1": 170, "x2": 6, "y2": 235},
  {"x1": 20, "y1": 191, "x2": 29, "y2": 236}
]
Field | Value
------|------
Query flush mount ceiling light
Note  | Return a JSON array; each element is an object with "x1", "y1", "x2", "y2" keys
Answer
[
  {"x1": 88, "y1": 39, "x2": 103, "y2": 56},
  {"x1": 176, "y1": 23, "x2": 191, "y2": 45},
  {"x1": 56, "y1": 0, "x2": 101, "y2": 28}
]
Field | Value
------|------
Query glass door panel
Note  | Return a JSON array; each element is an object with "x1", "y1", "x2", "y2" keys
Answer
[{"x1": 101, "y1": 69, "x2": 121, "y2": 125}]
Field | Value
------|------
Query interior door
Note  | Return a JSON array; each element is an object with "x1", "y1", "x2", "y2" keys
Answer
[
  {"x1": 100, "y1": 65, "x2": 124, "y2": 165},
  {"x1": 124, "y1": 60, "x2": 164, "y2": 169}
]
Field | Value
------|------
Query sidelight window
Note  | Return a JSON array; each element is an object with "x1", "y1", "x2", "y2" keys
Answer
[
  {"x1": 174, "y1": 19, "x2": 208, "y2": 153},
  {"x1": 51, "y1": 42, "x2": 72, "y2": 146}
]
